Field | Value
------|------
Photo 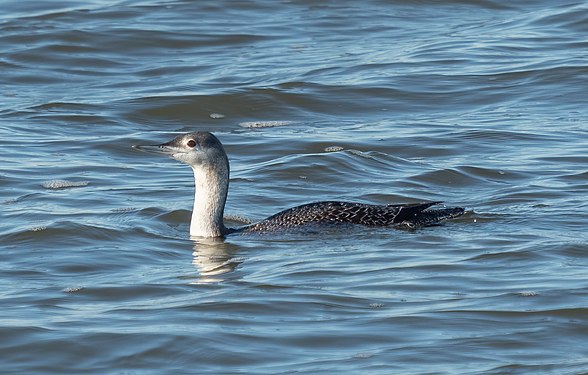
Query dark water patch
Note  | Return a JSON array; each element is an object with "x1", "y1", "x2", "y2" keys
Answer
[
  {"x1": 536, "y1": 155, "x2": 588, "y2": 165},
  {"x1": 454, "y1": 128, "x2": 561, "y2": 143},
  {"x1": 485, "y1": 362, "x2": 588, "y2": 375},
  {"x1": 408, "y1": 167, "x2": 490, "y2": 189},
  {"x1": 66, "y1": 283, "x2": 190, "y2": 303},
  {"x1": 467, "y1": 247, "x2": 549, "y2": 264},
  {"x1": 528, "y1": 3, "x2": 588, "y2": 33},
  {"x1": 2, "y1": 220, "x2": 149, "y2": 247},
  {"x1": 116, "y1": 93, "x2": 299, "y2": 126},
  {"x1": 156, "y1": 209, "x2": 191, "y2": 226}
]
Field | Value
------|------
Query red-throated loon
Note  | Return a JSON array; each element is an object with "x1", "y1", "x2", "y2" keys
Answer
[{"x1": 133, "y1": 131, "x2": 465, "y2": 238}]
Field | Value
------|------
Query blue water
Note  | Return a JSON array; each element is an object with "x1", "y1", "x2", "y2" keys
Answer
[{"x1": 1, "y1": 1, "x2": 588, "y2": 373}]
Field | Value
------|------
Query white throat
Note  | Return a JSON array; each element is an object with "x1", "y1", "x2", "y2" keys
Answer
[{"x1": 189, "y1": 165, "x2": 229, "y2": 238}]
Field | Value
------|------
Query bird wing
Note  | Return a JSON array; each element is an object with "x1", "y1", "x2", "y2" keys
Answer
[{"x1": 243, "y1": 201, "x2": 462, "y2": 232}]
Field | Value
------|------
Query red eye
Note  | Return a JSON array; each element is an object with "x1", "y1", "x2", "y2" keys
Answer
[{"x1": 187, "y1": 140, "x2": 196, "y2": 148}]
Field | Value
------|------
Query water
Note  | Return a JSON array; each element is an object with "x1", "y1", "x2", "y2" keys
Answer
[{"x1": 1, "y1": 0, "x2": 587, "y2": 373}]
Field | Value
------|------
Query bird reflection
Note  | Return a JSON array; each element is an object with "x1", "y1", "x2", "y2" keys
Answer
[{"x1": 190, "y1": 236, "x2": 242, "y2": 283}]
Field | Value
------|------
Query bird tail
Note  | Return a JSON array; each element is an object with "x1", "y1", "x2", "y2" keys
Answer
[{"x1": 394, "y1": 202, "x2": 465, "y2": 228}]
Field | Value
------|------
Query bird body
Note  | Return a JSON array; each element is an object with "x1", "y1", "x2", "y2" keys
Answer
[
  {"x1": 242, "y1": 201, "x2": 463, "y2": 233},
  {"x1": 134, "y1": 131, "x2": 464, "y2": 238}
]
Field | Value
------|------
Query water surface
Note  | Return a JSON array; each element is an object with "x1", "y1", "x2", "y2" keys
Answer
[{"x1": 1, "y1": 0, "x2": 587, "y2": 373}]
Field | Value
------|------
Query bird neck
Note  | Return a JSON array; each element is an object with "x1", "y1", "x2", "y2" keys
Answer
[{"x1": 190, "y1": 163, "x2": 229, "y2": 238}]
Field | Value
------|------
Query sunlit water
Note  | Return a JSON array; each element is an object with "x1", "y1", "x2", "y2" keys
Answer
[{"x1": 1, "y1": 1, "x2": 587, "y2": 374}]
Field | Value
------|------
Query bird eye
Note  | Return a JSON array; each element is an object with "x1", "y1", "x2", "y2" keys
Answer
[{"x1": 187, "y1": 140, "x2": 196, "y2": 148}]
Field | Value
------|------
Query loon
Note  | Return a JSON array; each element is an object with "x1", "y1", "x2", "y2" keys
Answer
[{"x1": 134, "y1": 131, "x2": 465, "y2": 238}]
